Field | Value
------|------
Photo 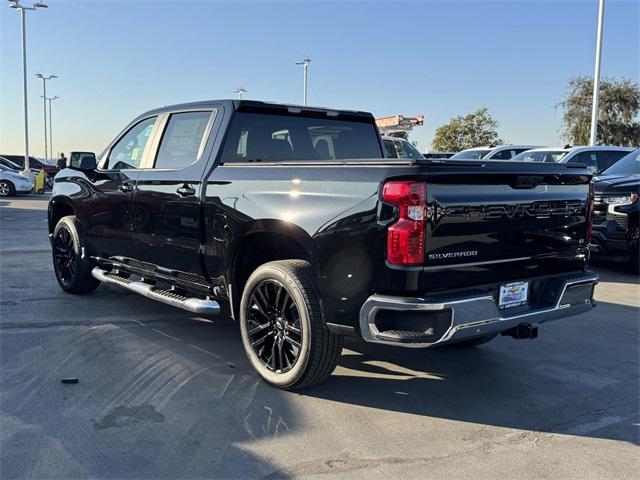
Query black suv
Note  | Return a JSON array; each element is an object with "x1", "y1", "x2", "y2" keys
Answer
[{"x1": 591, "y1": 149, "x2": 640, "y2": 268}]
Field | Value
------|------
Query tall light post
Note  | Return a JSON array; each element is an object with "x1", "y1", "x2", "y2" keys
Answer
[
  {"x1": 35, "y1": 72, "x2": 57, "y2": 161},
  {"x1": 296, "y1": 57, "x2": 311, "y2": 106},
  {"x1": 8, "y1": 0, "x2": 49, "y2": 175},
  {"x1": 42, "y1": 95, "x2": 59, "y2": 158},
  {"x1": 590, "y1": 0, "x2": 606, "y2": 146},
  {"x1": 234, "y1": 87, "x2": 247, "y2": 100}
]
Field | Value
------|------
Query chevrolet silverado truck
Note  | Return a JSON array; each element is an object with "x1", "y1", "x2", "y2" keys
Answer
[
  {"x1": 590, "y1": 148, "x2": 639, "y2": 269},
  {"x1": 49, "y1": 100, "x2": 598, "y2": 390}
]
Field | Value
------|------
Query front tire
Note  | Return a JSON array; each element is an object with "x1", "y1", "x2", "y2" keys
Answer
[
  {"x1": 239, "y1": 260, "x2": 342, "y2": 390},
  {"x1": 52, "y1": 216, "x2": 100, "y2": 294}
]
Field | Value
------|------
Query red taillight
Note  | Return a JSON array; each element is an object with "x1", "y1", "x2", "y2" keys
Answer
[
  {"x1": 586, "y1": 181, "x2": 594, "y2": 246},
  {"x1": 382, "y1": 181, "x2": 426, "y2": 266}
]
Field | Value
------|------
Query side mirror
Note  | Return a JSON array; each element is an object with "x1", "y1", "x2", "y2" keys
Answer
[{"x1": 69, "y1": 151, "x2": 97, "y2": 171}]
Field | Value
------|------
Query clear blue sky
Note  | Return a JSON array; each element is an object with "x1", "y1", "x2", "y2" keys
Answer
[{"x1": 1, "y1": 0, "x2": 638, "y2": 156}]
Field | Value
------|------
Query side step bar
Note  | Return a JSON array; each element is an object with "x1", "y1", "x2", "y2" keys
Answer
[{"x1": 92, "y1": 267, "x2": 220, "y2": 315}]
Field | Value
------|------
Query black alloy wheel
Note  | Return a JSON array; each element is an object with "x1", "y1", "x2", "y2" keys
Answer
[
  {"x1": 239, "y1": 260, "x2": 342, "y2": 390},
  {"x1": 52, "y1": 216, "x2": 100, "y2": 294},
  {"x1": 246, "y1": 279, "x2": 303, "y2": 373},
  {"x1": 53, "y1": 226, "x2": 77, "y2": 287}
]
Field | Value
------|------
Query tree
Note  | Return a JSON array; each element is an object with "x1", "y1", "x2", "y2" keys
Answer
[
  {"x1": 432, "y1": 108, "x2": 503, "y2": 152},
  {"x1": 559, "y1": 76, "x2": 640, "y2": 147}
]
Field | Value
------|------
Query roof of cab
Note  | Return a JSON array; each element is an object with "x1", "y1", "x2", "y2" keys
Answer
[{"x1": 137, "y1": 99, "x2": 375, "y2": 120}]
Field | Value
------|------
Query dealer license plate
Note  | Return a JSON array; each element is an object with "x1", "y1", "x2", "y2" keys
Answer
[{"x1": 498, "y1": 281, "x2": 529, "y2": 309}]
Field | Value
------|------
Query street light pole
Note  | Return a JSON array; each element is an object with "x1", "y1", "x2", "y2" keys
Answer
[
  {"x1": 43, "y1": 95, "x2": 59, "y2": 158},
  {"x1": 234, "y1": 87, "x2": 247, "y2": 100},
  {"x1": 296, "y1": 57, "x2": 311, "y2": 106},
  {"x1": 8, "y1": 1, "x2": 49, "y2": 175},
  {"x1": 35, "y1": 73, "x2": 57, "y2": 161},
  {"x1": 590, "y1": 0, "x2": 606, "y2": 146}
]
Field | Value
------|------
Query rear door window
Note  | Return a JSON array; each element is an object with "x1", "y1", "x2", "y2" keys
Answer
[
  {"x1": 568, "y1": 151, "x2": 598, "y2": 172},
  {"x1": 384, "y1": 140, "x2": 398, "y2": 158},
  {"x1": 597, "y1": 150, "x2": 630, "y2": 172},
  {"x1": 489, "y1": 149, "x2": 516, "y2": 160},
  {"x1": 154, "y1": 111, "x2": 212, "y2": 170}
]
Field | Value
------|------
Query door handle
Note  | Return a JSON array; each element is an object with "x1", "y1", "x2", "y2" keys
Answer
[
  {"x1": 119, "y1": 183, "x2": 134, "y2": 193},
  {"x1": 176, "y1": 184, "x2": 196, "y2": 197}
]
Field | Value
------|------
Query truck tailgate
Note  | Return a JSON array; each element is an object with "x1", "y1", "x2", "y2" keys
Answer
[{"x1": 423, "y1": 162, "x2": 591, "y2": 269}]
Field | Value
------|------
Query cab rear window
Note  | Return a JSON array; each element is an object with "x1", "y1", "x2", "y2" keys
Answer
[{"x1": 221, "y1": 112, "x2": 383, "y2": 163}]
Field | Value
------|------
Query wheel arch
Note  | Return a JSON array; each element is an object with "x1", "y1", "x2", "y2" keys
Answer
[
  {"x1": 48, "y1": 197, "x2": 76, "y2": 234},
  {"x1": 228, "y1": 219, "x2": 318, "y2": 320}
]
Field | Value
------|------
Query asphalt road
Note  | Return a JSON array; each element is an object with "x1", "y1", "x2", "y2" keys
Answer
[{"x1": 1, "y1": 195, "x2": 638, "y2": 479}]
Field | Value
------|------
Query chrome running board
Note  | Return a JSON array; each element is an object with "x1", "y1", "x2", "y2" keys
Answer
[{"x1": 92, "y1": 267, "x2": 220, "y2": 315}]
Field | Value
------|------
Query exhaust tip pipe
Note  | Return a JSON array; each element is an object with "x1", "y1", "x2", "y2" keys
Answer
[{"x1": 502, "y1": 323, "x2": 538, "y2": 340}]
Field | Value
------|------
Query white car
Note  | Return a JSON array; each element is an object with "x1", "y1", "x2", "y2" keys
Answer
[
  {"x1": 450, "y1": 145, "x2": 540, "y2": 160},
  {"x1": 512, "y1": 147, "x2": 570, "y2": 163},
  {"x1": 558, "y1": 146, "x2": 635, "y2": 173},
  {"x1": 0, "y1": 165, "x2": 34, "y2": 197}
]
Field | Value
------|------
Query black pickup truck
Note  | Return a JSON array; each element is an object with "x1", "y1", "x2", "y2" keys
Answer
[
  {"x1": 49, "y1": 100, "x2": 598, "y2": 389},
  {"x1": 590, "y1": 149, "x2": 639, "y2": 269}
]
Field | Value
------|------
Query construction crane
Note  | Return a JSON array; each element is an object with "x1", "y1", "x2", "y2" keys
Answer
[{"x1": 375, "y1": 114, "x2": 424, "y2": 135}]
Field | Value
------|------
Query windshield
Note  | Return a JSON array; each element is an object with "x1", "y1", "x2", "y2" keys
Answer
[
  {"x1": 450, "y1": 149, "x2": 491, "y2": 160},
  {"x1": 221, "y1": 112, "x2": 383, "y2": 162},
  {"x1": 512, "y1": 150, "x2": 568, "y2": 163},
  {"x1": 0, "y1": 159, "x2": 19, "y2": 170},
  {"x1": 600, "y1": 149, "x2": 640, "y2": 175}
]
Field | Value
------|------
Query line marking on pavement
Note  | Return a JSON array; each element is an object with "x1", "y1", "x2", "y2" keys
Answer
[
  {"x1": 0, "y1": 249, "x2": 51, "y2": 254},
  {"x1": 218, "y1": 374, "x2": 235, "y2": 399},
  {"x1": 0, "y1": 317, "x2": 193, "y2": 330},
  {"x1": 151, "y1": 328, "x2": 181, "y2": 342},
  {"x1": 187, "y1": 343, "x2": 222, "y2": 359}
]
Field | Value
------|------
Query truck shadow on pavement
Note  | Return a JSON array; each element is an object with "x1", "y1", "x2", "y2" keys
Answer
[{"x1": 306, "y1": 298, "x2": 639, "y2": 445}]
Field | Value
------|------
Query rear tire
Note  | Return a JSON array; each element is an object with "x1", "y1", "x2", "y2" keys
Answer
[
  {"x1": 451, "y1": 334, "x2": 497, "y2": 348},
  {"x1": 239, "y1": 260, "x2": 342, "y2": 390},
  {"x1": 0, "y1": 180, "x2": 15, "y2": 197},
  {"x1": 52, "y1": 216, "x2": 100, "y2": 294}
]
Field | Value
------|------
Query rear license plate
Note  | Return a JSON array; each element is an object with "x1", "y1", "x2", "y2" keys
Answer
[{"x1": 498, "y1": 281, "x2": 529, "y2": 309}]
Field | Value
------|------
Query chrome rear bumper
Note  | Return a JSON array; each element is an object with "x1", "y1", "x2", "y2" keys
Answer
[{"x1": 359, "y1": 270, "x2": 598, "y2": 348}]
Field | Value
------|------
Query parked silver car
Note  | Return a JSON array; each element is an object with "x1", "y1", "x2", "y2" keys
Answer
[{"x1": 0, "y1": 165, "x2": 34, "y2": 197}]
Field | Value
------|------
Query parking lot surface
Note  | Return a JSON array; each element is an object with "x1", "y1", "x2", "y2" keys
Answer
[{"x1": 1, "y1": 195, "x2": 638, "y2": 479}]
